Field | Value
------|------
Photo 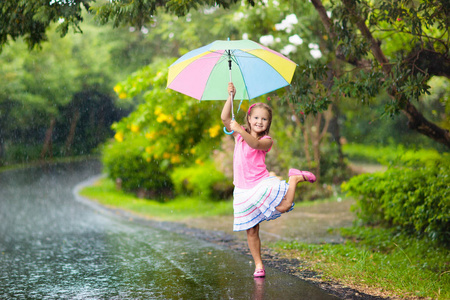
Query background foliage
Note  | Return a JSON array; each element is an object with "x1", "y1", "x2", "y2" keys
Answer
[
  {"x1": 0, "y1": 0, "x2": 448, "y2": 207},
  {"x1": 103, "y1": 58, "x2": 225, "y2": 197}
]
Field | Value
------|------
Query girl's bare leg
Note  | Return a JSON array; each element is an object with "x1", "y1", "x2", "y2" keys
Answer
[
  {"x1": 275, "y1": 175, "x2": 305, "y2": 213},
  {"x1": 247, "y1": 224, "x2": 263, "y2": 270}
]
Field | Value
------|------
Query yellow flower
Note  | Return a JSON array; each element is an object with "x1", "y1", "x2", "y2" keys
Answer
[
  {"x1": 195, "y1": 158, "x2": 203, "y2": 165},
  {"x1": 208, "y1": 124, "x2": 221, "y2": 138},
  {"x1": 131, "y1": 124, "x2": 139, "y2": 133},
  {"x1": 154, "y1": 107, "x2": 162, "y2": 115},
  {"x1": 176, "y1": 112, "x2": 182, "y2": 120},
  {"x1": 163, "y1": 152, "x2": 171, "y2": 159},
  {"x1": 146, "y1": 157, "x2": 151, "y2": 162},
  {"x1": 114, "y1": 132, "x2": 124, "y2": 142},
  {"x1": 113, "y1": 85, "x2": 122, "y2": 94},
  {"x1": 119, "y1": 92, "x2": 127, "y2": 99},
  {"x1": 157, "y1": 114, "x2": 168, "y2": 123},
  {"x1": 170, "y1": 155, "x2": 181, "y2": 164},
  {"x1": 145, "y1": 146, "x2": 153, "y2": 154},
  {"x1": 190, "y1": 148, "x2": 196, "y2": 154},
  {"x1": 145, "y1": 132, "x2": 155, "y2": 139}
]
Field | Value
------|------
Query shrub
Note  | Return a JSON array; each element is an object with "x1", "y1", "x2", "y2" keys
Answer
[
  {"x1": 171, "y1": 161, "x2": 233, "y2": 200},
  {"x1": 102, "y1": 136, "x2": 173, "y2": 200},
  {"x1": 342, "y1": 154, "x2": 450, "y2": 246}
]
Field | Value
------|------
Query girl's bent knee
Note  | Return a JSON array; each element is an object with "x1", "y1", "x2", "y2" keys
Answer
[{"x1": 275, "y1": 205, "x2": 289, "y2": 213}]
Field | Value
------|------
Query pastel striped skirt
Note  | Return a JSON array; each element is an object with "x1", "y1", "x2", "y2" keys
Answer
[{"x1": 233, "y1": 176, "x2": 290, "y2": 231}]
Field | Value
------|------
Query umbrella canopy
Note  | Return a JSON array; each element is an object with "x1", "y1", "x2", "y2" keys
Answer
[{"x1": 167, "y1": 39, "x2": 297, "y2": 101}]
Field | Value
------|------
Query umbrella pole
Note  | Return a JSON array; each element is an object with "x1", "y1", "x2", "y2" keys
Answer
[
  {"x1": 229, "y1": 76, "x2": 235, "y2": 121},
  {"x1": 224, "y1": 50, "x2": 235, "y2": 135}
]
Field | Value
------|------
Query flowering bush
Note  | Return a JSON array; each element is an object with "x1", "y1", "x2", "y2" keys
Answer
[{"x1": 104, "y1": 59, "x2": 225, "y2": 198}]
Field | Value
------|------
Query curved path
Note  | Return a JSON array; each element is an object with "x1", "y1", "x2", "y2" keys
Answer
[{"x1": 0, "y1": 160, "x2": 339, "y2": 299}]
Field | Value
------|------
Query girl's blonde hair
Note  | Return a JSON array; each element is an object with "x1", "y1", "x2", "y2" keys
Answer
[{"x1": 245, "y1": 102, "x2": 273, "y2": 138}]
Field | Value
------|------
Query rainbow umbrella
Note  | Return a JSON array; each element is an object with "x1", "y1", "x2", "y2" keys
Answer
[{"x1": 167, "y1": 39, "x2": 297, "y2": 133}]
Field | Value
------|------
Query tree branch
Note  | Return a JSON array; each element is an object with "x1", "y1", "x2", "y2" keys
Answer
[
  {"x1": 406, "y1": 47, "x2": 450, "y2": 78},
  {"x1": 340, "y1": 0, "x2": 391, "y2": 72},
  {"x1": 403, "y1": 102, "x2": 450, "y2": 148},
  {"x1": 310, "y1": 0, "x2": 370, "y2": 68}
]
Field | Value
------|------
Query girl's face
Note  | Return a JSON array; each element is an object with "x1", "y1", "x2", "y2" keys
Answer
[{"x1": 248, "y1": 107, "x2": 270, "y2": 135}]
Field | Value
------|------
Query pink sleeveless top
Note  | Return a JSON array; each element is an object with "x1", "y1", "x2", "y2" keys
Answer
[{"x1": 233, "y1": 133, "x2": 272, "y2": 189}]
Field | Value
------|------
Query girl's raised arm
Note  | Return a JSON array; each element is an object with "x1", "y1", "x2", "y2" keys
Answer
[{"x1": 221, "y1": 82, "x2": 236, "y2": 132}]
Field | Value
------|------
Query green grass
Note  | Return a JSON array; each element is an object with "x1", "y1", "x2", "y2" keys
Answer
[
  {"x1": 79, "y1": 177, "x2": 233, "y2": 221},
  {"x1": 342, "y1": 143, "x2": 442, "y2": 165},
  {"x1": 272, "y1": 226, "x2": 450, "y2": 299},
  {"x1": 0, "y1": 155, "x2": 98, "y2": 173}
]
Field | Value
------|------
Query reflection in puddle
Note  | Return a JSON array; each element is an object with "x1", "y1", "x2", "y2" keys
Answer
[{"x1": 253, "y1": 277, "x2": 265, "y2": 300}]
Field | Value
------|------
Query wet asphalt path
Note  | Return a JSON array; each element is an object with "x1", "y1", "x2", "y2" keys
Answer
[{"x1": 0, "y1": 160, "x2": 339, "y2": 299}]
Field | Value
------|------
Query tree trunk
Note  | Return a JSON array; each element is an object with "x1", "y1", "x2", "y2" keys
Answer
[
  {"x1": 0, "y1": 137, "x2": 4, "y2": 166},
  {"x1": 64, "y1": 109, "x2": 80, "y2": 156},
  {"x1": 311, "y1": 108, "x2": 333, "y2": 183},
  {"x1": 312, "y1": 114, "x2": 322, "y2": 182},
  {"x1": 329, "y1": 104, "x2": 345, "y2": 166},
  {"x1": 288, "y1": 100, "x2": 313, "y2": 168},
  {"x1": 40, "y1": 118, "x2": 56, "y2": 159},
  {"x1": 302, "y1": 124, "x2": 312, "y2": 169}
]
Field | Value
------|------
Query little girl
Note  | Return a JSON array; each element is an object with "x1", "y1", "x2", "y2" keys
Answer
[{"x1": 221, "y1": 82, "x2": 316, "y2": 278}]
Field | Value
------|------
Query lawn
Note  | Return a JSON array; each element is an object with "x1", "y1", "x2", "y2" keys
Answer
[
  {"x1": 272, "y1": 227, "x2": 450, "y2": 299},
  {"x1": 79, "y1": 177, "x2": 233, "y2": 221}
]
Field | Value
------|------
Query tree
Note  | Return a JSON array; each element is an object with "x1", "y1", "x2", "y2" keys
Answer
[
  {"x1": 0, "y1": 30, "x2": 79, "y2": 161},
  {"x1": 0, "y1": 15, "x2": 134, "y2": 164},
  {"x1": 0, "y1": 0, "x2": 91, "y2": 52},
  {"x1": 0, "y1": 0, "x2": 248, "y2": 52},
  {"x1": 2, "y1": 0, "x2": 448, "y2": 150},
  {"x1": 306, "y1": 0, "x2": 449, "y2": 148}
]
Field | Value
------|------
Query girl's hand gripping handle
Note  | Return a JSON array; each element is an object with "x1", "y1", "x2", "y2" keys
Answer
[
  {"x1": 224, "y1": 126, "x2": 234, "y2": 135},
  {"x1": 223, "y1": 83, "x2": 236, "y2": 135}
]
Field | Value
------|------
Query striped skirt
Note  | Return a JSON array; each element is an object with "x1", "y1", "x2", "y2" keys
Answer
[{"x1": 233, "y1": 176, "x2": 291, "y2": 231}]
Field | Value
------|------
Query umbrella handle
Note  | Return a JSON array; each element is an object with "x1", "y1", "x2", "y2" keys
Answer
[
  {"x1": 223, "y1": 126, "x2": 234, "y2": 135},
  {"x1": 223, "y1": 116, "x2": 235, "y2": 135}
]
